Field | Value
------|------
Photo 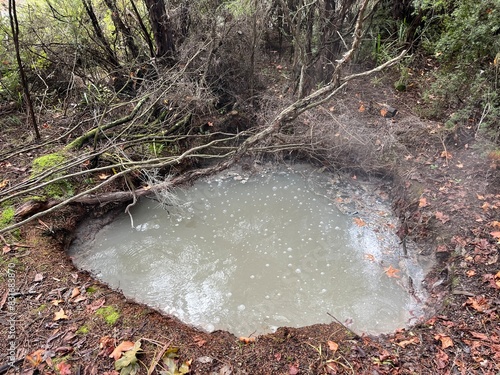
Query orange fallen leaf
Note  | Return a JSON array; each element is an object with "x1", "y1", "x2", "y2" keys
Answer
[
  {"x1": 397, "y1": 336, "x2": 419, "y2": 348},
  {"x1": 440, "y1": 151, "x2": 452, "y2": 159},
  {"x1": 193, "y1": 335, "x2": 207, "y2": 347},
  {"x1": 353, "y1": 217, "x2": 366, "y2": 227},
  {"x1": 364, "y1": 253, "x2": 376, "y2": 262},
  {"x1": 0, "y1": 179, "x2": 9, "y2": 190},
  {"x1": 435, "y1": 334, "x2": 454, "y2": 349},
  {"x1": 384, "y1": 265, "x2": 400, "y2": 278},
  {"x1": 26, "y1": 349, "x2": 45, "y2": 367},
  {"x1": 359, "y1": 104, "x2": 366, "y2": 112},
  {"x1": 51, "y1": 299, "x2": 64, "y2": 306},
  {"x1": 490, "y1": 231, "x2": 500, "y2": 239},
  {"x1": 239, "y1": 336, "x2": 256, "y2": 344},
  {"x1": 109, "y1": 341, "x2": 135, "y2": 361},
  {"x1": 327, "y1": 340, "x2": 339, "y2": 352},
  {"x1": 380, "y1": 108, "x2": 388, "y2": 117},
  {"x1": 464, "y1": 295, "x2": 490, "y2": 312},
  {"x1": 419, "y1": 197, "x2": 428, "y2": 207},
  {"x1": 466, "y1": 270, "x2": 476, "y2": 277},
  {"x1": 56, "y1": 361, "x2": 72, "y2": 375},
  {"x1": 54, "y1": 308, "x2": 69, "y2": 321}
]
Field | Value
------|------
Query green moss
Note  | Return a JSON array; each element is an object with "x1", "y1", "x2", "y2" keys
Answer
[
  {"x1": 76, "y1": 325, "x2": 89, "y2": 335},
  {"x1": 0, "y1": 206, "x2": 15, "y2": 229},
  {"x1": 30, "y1": 152, "x2": 74, "y2": 199},
  {"x1": 95, "y1": 305, "x2": 120, "y2": 325},
  {"x1": 86, "y1": 286, "x2": 98, "y2": 294}
]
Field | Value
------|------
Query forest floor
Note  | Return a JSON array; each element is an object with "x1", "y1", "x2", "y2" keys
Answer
[{"x1": 0, "y1": 63, "x2": 499, "y2": 374}]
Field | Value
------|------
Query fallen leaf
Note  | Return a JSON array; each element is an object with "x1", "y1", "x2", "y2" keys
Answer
[
  {"x1": 70, "y1": 287, "x2": 80, "y2": 299},
  {"x1": 34, "y1": 273, "x2": 44, "y2": 282},
  {"x1": 193, "y1": 335, "x2": 207, "y2": 347},
  {"x1": 419, "y1": 197, "x2": 428, "y2": 207},
  {"x1": 353, "y1": 217, "x2": 366, "y2": 227},
  {"x1": 490, "y1": 231, "x2": 500, "y2": 239},
  {"x1": 364, "y1": 253, "x2": 376, "y2": 262},
  {"x1": 26, "y1": 349, "x2": 45, "y2": 367},
  {"x1": 491, "y1": 221, "x2": 500, "y2": 228},
  {"x1": 435, "y1": 211, "x2": 450, "y2": 224},
  {"x1": 456, "y1": 162, "x2": 463, "y2": 168},
  {"x1": 2, "y1": 244, "x2": 11, "y2": 254},
  {"x1": 56, "y1": 361, "x2": 72, "y2": 375},
  {"x1": 98, "y1": 173, "x2": 110, "y2": 180},
  {"x1": 358, "y1": 104, "x2": 366, "y2": 112},
  {"x1": 397, "y1": 337, "x2": 419, "y2": 348},
  {"x1": 99, "y1": 336, "x2": 116, "y2": 357},
  {"x1": 380, "y1": 108, "x2": 388, "y2": 117},
  {"x1": 384, "y1": 265, "x2": 400, "y2": 278},
  {"x1": 466, "y1": 270, "x2": 476, "y2": 277},
  {"x1": 289, "y1": 364, "x2": 299, "y2": 375},
  {"x1": 327, "y1": 340, "x2": 338, "y2": 352},
  {"x1": 464, "y1": 295, "x2": 490, "y2": 312},
  {"x1": 110, "y1": 341, "x2": 135, "y2": 361},
  {"x1": 87, "y1": 297, "x2": 105, "y2": 313},
  {"x1": 476, "y1": 194, "x2": 485, "y2": 200},
  {"x1": 0, "y1": 179, "x2": 9, "y2": 190},
  {"x1": 441, "y1": 151, "x2": 452, "y2": 159},
  {"x1": 115, "y1": 340, "x2": 142, "y2": 372},
  {"x1": 51, "y1": 299, "x2": 64, "y2": 306},
  {"x1": 435, "y1": 334, "x2": 454, "y2": 349},
  {"x1": 274, "y1": 352, "x2": 282, "y2": 361},
  {"x1": 435, "y1": 348, "x2": 449, "y2": 369},
  {"x1": 54, "y1": 308, "x2": 69, "y2": 321},
  {"x1": 239, "y1": 336, "x2": 256, "y2": 344}
]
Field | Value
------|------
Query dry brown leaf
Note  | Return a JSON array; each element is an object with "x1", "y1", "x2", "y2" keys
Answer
[
  {"x1": 380, "y1": 108, "x2": 388, "y2": 117},
  {"x1": 353, "y1": 217, "x2": 366, "y2": 227},
  {"x1": 435, "y1": 211, "x2": 450, "y2": 223},
  {"x1": 98, "y1": 173, "x2": 110, "y2": 180},
  {"x1": 109, "y1": 340, "x2": 135, "y2": 361},
  {"x1": 239, "y1": 336, "x2": 256, "y2": 344},
  {"x1": 56, "y1": 361, "x2": 72, "y2": 375},
  {"x1": 435, "y1": 334, "x2": 454, "y2": 349},
  {"x1": 51, "y1": 299, "x2": 64, "y2": 306},
  {"x1": 327, "y1": 340, "x2": 339, "y2": 352},
  {"x1": 464, "y1": 295, "x2": 490, "y2": 312},
  {"x1": 358, "y1": 104, "x2": 366, "y2": 112},
  {"x1": 26, "y1": 349, "x2": 45, "y2": 367},
  {"x1": 384, "y1": 265, "x2": 400, "y2": 278},
  {"x1": 54, "y1": 308, "x2": 69, "y2": 321},
  {"x1": 0, "y1": 179, "x2": 9, "y2": 190},
  {"x1": 70, "y1": 287, "x2": 80, "y2": 299},
  {"x1": 364, "y1": 253, "x2": 376, "y2": 262},
  {"x1": 193, "y1": 335, "x2": 207, "y2": 347},
  {"x1": 419, "y1": 197, "x2": 428, "y2": 207},
  {"x1": 466, "y1": 270, "x2": 476, "y2": 277},
  {"x1": 397, "y1": 337, "x2": 419, "y2": 348},
  {"x1": 441, "y1": 151, "x2": 452, "y2": 159},
  {"x1": 490, "y1": 231, "x2": 500, "y2": 239},
  {"x1": 34, "y1": 273, "x2": 44, "y2": 282}
]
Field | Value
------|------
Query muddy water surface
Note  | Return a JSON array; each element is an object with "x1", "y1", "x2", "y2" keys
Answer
[{"x1": 69, "y1": 165, "x2": 427, "y2": 336}]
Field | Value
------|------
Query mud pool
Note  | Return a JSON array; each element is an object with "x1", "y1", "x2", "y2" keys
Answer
[{"x1": 69, "y1": 164, "x2": 428, "y2": 336}]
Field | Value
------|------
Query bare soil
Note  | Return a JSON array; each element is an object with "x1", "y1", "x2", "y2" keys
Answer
[{"x1": 1, "y1": 71, "x2": 499, "y2": 374}]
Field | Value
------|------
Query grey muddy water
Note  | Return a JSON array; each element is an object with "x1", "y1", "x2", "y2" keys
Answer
[{"x1": 69, "y1": 164, "x2": 428, "y2": 336}]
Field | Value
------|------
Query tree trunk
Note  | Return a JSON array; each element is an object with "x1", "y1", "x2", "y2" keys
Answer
[
  {"x1": 8, "y1": 0, "x2": 40, "y2": 140},
  {"x1": 81, "y1": 0, "x2": 120, "y2": 68},
  {"x1": 143, "y1": 0, "x2": 175, "y2": 62},
  {"x1": 103, "y1": 0, "x2": 140, "y2": 60}
]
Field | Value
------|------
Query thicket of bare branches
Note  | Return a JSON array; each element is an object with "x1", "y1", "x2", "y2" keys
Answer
[{"x1": 0, "y1": 0, "x2": 408, "y2": 235}]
